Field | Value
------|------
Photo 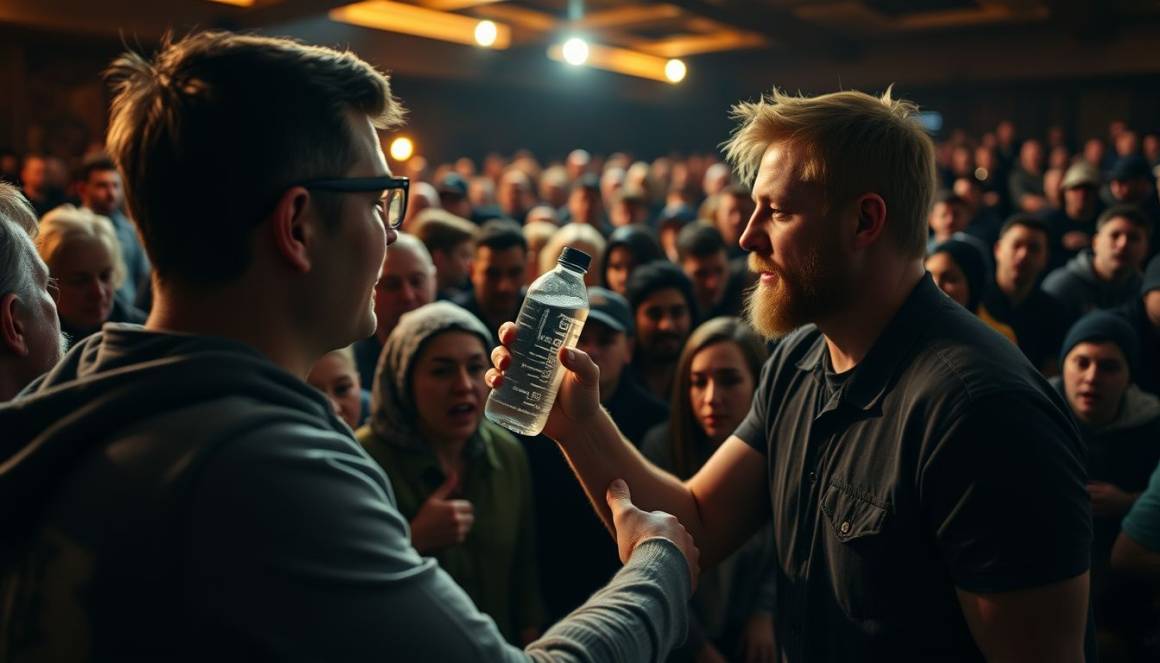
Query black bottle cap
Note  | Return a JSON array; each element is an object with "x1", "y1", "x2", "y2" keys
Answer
[{"x1": 558, "y1": 247, "x2": 592, "y2": 273}]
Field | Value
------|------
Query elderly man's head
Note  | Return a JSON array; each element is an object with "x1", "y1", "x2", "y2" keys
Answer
[
  {"x1": 373, "y1": 232, "x2": 436, "y2": 341},
  {"x1": 0, "y1": 183, "x2": 64, "y2": 401}
]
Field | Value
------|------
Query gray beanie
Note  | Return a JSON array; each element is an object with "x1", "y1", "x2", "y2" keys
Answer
[{"x1": 370, "y1": 301, "x2": 493, "y2": 444}]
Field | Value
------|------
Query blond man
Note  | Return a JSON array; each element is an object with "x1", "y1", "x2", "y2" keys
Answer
[{"x1": 491, "y1": 89, "x2": 1091, "y2": 661}]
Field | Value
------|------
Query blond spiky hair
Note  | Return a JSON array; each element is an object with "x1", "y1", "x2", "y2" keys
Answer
[{"x1": 723, "y1": 87, "x2": 936, "y2": 259}]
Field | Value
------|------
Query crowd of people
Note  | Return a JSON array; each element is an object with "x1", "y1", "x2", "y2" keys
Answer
[{"x1": 2, "y1": 28, "x2": 1160, "y2": 662}]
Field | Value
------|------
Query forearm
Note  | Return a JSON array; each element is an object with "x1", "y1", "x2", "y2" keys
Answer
[{"x1": 554, "y1": 409, "x2": 708, "y2": 555}]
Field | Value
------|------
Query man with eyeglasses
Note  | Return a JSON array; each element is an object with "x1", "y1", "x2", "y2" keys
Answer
[{"x1": 0, "y1": 32, "x2": 698, "y2": 661}]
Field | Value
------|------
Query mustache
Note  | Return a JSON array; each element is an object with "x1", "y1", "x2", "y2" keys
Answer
[{"x1": 748, "y1": 253, "x2": 779, "y2": 274}]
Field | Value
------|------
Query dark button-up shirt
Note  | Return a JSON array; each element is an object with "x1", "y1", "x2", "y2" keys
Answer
[{"x1": 735, "y1": 275, "x2": 1091, "y2": 661}]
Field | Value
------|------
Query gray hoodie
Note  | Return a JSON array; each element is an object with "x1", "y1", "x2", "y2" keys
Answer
[
  {"x1": 0, "y1": 324, "x2": 690, "y2": 662},
  {"x1": 1043, "y1": 250, "x2": 1143, "y2": 319}
]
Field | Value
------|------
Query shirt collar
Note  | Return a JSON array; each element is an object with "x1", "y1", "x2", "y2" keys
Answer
[{"x1": 793, "y1": 274, "x2": 936, "y2": 412}]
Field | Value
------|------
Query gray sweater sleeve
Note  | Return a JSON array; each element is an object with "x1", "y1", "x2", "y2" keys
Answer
[{"x1": 187, "y1": 423, "x2": 690, "y2": 662}]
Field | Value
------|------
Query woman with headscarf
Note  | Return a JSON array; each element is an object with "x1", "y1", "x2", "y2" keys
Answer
[
  {"x1": 355, "y1": 301, "x2": 544, "y2": 645},
  {"x1": 926, "y1": 236, "x2": 1017, "y2": 343}
]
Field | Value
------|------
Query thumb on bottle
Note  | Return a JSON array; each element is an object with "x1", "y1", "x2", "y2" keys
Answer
[{"x1": 561, "y1": 347, "x2": 599, "y2": 387}]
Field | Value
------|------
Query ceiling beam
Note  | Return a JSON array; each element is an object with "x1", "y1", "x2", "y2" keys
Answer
[
  {"x1": 665, "y1": 0, "x2": 858, "y2": 56},
  {"x1": 230, "y1": 0, "x2": 354, "y2": 29},
  {"x1": 414, "y1": 0, "x2": 505, "y2": 11}
]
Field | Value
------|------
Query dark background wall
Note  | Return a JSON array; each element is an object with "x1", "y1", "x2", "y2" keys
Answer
[{"x1": 2, "y1": 22, "x2": 1158, "y2": 166}]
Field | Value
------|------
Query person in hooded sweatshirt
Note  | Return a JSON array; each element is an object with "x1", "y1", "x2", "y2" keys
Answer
[
  {"x1": 1043, "y1": 205, "x2": 1152, "y2": 319},
  {"x1": 0, "y1": 31, "x2": 698, "y2": 662},
  {"x1": 1114, "y1": 255, "x2": 1160, "y2": 396},
  {"x1": 1052, "y1": 311, "x2": 1160, "y2": 660},
  {"x1": 355, "y1": 301, "x2": 544, "y2": 646}
]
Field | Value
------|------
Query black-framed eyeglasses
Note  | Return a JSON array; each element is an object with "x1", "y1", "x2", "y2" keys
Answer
[{"x1": 296, "y1": 176, "x2": 410, "y2": 229}]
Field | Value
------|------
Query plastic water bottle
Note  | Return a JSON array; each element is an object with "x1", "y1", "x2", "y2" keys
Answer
[{"x1": 485, "y1": 247, "x2": 591, "y2": 436}]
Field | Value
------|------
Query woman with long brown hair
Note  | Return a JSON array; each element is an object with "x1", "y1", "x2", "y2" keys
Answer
[{"x1": 642, "y1": 316, "x2": 776, "y2": 663}]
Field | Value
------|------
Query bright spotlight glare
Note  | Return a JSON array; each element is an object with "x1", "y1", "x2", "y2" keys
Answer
[
  {"x1": 562, "y1": 37, "x2": 589, "y2": 66},
  {"x1": 474, "y1": 20, "x2": 498, "y2": 47},
  {"x1": 665, "y1": 59, "x2": 687, "y2": 83},
  {"x1": 390, "y1": 137, "x2": 414, "y2": 162}
]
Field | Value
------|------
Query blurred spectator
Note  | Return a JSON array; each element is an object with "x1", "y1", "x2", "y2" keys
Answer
[
  {"x1": 36, "y1": 205, "x2": 145, "y2": 343},
  {"x1": 713, "y1": 185, "x2": 754, "y2": 259},
  {"x1": 1107, "y1": 156, "x2": 1160, "y2": 236},
  {"x1": 642, "y1": 317, "x2": 775, "y2": 663},
  {"x1": 0, "y1": 183, "x2": 63, "y2": 401},
  {"x1": 0, "y1": 150, "x2": 19, "y2": 185},
  {"x1": 404, "y1": 181, "x2": 440, "y2": 227},
  {"x1": 952, "y1": 175, "x2": 1003, "y2": 247},
  {"x1": 1009, "y1": 139, "x2": 1047, "y2": 213},
  {"x1": 537, "y1": 223, "x2": 605, "y2": 288},
  {"x1": 565, "y1": 148, "x2": 590, "y2": 180},
  {"x1": 972, "y1": 145, "x2": 1007, "y2": 212},
  {"x1": 356, "y1": 301, "x2": 544, "y2": 645},
  {"x1": 676, "y1": 224, "x2": 745, "y2": 319},
  {"x1": 410, "y1": 209, "x2": 477, "y2": 300},
  {"x1": 455, "y1": 219, "x2": 526, "y2": 335},
  {"x1": 626, "y1": 262, "x2": 697, "y2": 399},
  {"x1": 981, "y1": 215, "x2": 1074, "y2": 374},
  {"x1": 608, "y1": 189, "x2": 651, "y2": 228},
  {"x1": 1114, "y1": 255, "x2": 1160, "y2": 395},
  {"x1": 1042, "y1": 162, "x2": 1104, "y2": 270},
  {"x1": 525, "y1": 204, "x2": 560, "y2": 226},
  {"x1": 435, "y1": 173, "x2": 472, "y2": 219},
  {"x1": 562, "y1": 174, "x2": 606, "y2": 228},
  {"x1": 1084, "y1": 137, "x2": 1107, "y2": 170},
  {"x1": 603, "y1": 224, "x2": 665, "y2": 296},
  {"x1": 925, "y1": 238, "x2": 1018, "y2": 343},
  {"x1": 1044, "y1": 205, "x2": 1151, "y2": 318},
  {"x1": 496, "y1": 168, "x2": 533, "y2": 224},
  {"x1": 538, "y1": 165, "x2": 569, "y2": 210},
  {"x1": 702, "y1": 162, "x2": 731, "y2": 198},
  {"x1": 467, "y1": 175, "x2": 495, "y2": 210},
  {"x1": 1143, "y1": 132, "x2": 1160, "y2": 167},
  {"x1": 578, "y1": 287, "x2": 667, "y2": 447},
  {"x1": 995, "y1": 119, "x2": 1019, "y2": 173},
  {"x1": 307, "y1": 346, "x2": 367, "y2": 430},
  {"x1": 926, "y1": 191, "x2": 973, "y2": 248},
  {"x1": 353, "y1": 233, "x2": 436, "y2": 389},
  {"x1": 600, "y1": 166, "x2": 625, "y2": 210},
  {"x1": 1052, "y1": 312, "x2": 1160, "y2": 661},
  {"x1": 657, "y1": 205, "x2": 697, "y2": 263},
  {"x1": 78, "y1": 155, "x2": 150, "y2": 307},
  {"x1": 521, "y1": 220, "x2": 556, "y2": 285},
  {"x1": 19, "y1": 155, "x2": 65, "y2": 217}
]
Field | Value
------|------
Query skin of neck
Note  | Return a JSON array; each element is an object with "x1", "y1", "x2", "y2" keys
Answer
[
  {"x1": 146, "y1": 268, "x2": 321, "y2": 379},
  {"x1": 419, "y1": 420, "x2": 471, "y2": 472},
  {"x1": 817, "y1": 253, "x2": 926, "y2": 374}
]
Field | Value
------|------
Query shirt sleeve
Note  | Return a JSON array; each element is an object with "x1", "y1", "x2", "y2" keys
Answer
[
  {"x1": 1122, "y1": 459, "x2": 1160, "y2": 553},
  {"x1": 734, "y1": 359, "x2": 774, "y2": 454},
  {"x1": 917, "y1": 391, "x2": 1092, "y2": 594},
  {"x1": 187, "y1": 423, "x2": 690, "y2": 662}
]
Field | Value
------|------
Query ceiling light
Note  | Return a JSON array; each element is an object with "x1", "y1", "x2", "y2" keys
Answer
[
  {"x1": 390, "y1": 137, "x2": 415, "y2": 162},
  {"x1": 549, "y1": 42, "x2": 689, "y2": 83},
  {"x1": 474, "y1": 20, "x2": 499, "y2": 47},
  {"x1": 664, "y1": 59, "x2": 687, "y2": 83},
  {"x1": 330, "y1": 1, "x2": 511, "y2": 49},
  {"x1": 561, "y1": 37, "x2": 590, "y2": 66}
]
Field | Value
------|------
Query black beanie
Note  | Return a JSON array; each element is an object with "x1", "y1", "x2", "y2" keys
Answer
[
  {"x1": 1059, "y1": 311, "x2": 1140, "y2": 377},
  {"x1": 929, "y1": 237, "x2": 987, "y2": 313}
]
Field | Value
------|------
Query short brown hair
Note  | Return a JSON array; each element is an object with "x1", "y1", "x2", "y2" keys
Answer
[
  {"x1": 411, "y1": 208, "x2": 477, "y2": 254},
  {"x1": 105, "y1": 31, "x2": 404, "y2": 287},
  {"x1": 724, "y1": 87, "x2": 936, "y2": 259}
]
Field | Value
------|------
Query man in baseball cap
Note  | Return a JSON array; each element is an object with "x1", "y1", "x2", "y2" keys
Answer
[{"x1": 1042, "y1": 161, "x2": 1104, "y2": 270}]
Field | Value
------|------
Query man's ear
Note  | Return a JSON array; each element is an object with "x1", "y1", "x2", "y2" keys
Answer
[
  {"x1": 851, "y1": 193, "x2": 888, "y2": 250},
  {"x1": 269, "y1": 186, "x2": 315, "y2": 274},
  {"x1": 1, "y1": 293, "x2": 29, "y2": 356}
]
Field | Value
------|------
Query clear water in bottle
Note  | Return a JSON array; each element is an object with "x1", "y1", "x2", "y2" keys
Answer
[{"x1": 485, "y1": 292, "x2": 589, "y2": 435}]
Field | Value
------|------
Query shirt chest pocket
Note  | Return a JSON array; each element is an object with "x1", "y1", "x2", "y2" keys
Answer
[{"x1": 818, "y1": 481, "x2": 894, "y2": 621}]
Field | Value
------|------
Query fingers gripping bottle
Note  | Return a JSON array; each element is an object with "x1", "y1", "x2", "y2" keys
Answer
[{"x1": 485, "y1": 247, "x2": 591, "y2": 436}]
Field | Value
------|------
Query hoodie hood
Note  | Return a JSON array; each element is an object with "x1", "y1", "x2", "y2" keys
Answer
[
  {"x1": 1050, "y1": 376, "x2": 1160, "y2": 433},
  {"x1": 1064, "y1": 251, "x2": 1099, "y2": 285},
  {"x1": 0, "y1": 324, "x2": 341, "y2": 527}
]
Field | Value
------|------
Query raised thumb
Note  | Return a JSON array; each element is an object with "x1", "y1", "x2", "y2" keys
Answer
[
  {"x1": 560, "y1": 347, "x2": 600, "y2": 388},
  {"x1": 432, "y1": 471, "x2": 460, "y2": 500},
  {"x1": 605, "y1": 478, "x2": 632, "y2": 514}
]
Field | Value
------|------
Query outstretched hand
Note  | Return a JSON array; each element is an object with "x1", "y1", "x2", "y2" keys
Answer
[{"x1": 485, "y1": 321, "x2": 603, "y2": 443}]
